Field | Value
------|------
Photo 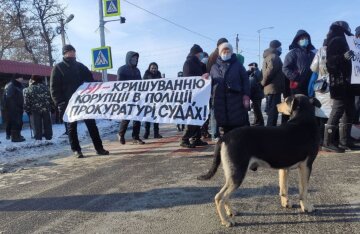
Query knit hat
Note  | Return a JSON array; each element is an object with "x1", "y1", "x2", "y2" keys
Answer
[
  {"x1": 62, "y1": 44, "x2": 76, "y2": 55},
  {"x1": 190, "y1": 44, "x2": 203, "y2": 55},
  {"x1": 331, "y1": 21, "x2": 351, "y2": 33},
  {"x1": 248, "y1": 62, "x2": 258, "y2": 68},
  {"x1": 218, "y1": 42, "x2": 233, "y2": 54},
  {"x1": 269, "y1": 40, "x2": 281, "y2": 49},
  {"x1": 356, "y1": 26, "x2": 360, "y2": 37},
  {"x1": 217, "y1": 38, "x2": 228, "y2": 47}
]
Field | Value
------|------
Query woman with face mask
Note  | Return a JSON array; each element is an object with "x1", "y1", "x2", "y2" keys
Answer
[
  {"x1": 282, "y1": 30, "x2": 316, "y2": 96},
  {"x1": 209, "y1": 42, "x2": 250, "y2": 135}
]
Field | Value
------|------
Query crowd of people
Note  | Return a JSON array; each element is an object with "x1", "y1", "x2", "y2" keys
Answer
[{"x1": 1, "y1": 20, "x2": 360, "y2": 157}]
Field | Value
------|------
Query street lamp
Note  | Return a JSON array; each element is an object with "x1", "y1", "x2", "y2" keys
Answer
[
  {"x1": 57, "y1": 14, "x2": 75, "y2": 48},
  {"x1": 257, "y1": 26, "x2": 274, "y2": 66}
]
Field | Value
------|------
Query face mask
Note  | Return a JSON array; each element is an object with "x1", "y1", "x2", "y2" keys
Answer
[
  {"x1": 130, "y1": 57, "x2": 138, "y2": 66},
  {"x1": 276, "y1": 47, "x2": 282, "y2": 56},
  {"x1": 299, "y1": 39, "x2": 309, "y2": 48},
  {"x1": 220, "y1": 53, "x2": 231, "y2": 61},
  {"x1": 201, "y1": 57, "x2": 208, "y2": 64},
  {"x1": 65, "y1": 57, "x2": 76, "y2": 63}
]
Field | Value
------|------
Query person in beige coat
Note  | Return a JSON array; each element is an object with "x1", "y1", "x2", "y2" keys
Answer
[{"x1": 261, "y1": 40, "x2": 285, "y2": 126}]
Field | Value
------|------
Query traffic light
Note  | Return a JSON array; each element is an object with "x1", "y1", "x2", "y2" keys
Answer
[{"x1": 120, "y1": 17, "x2": 126, "y2": 24}]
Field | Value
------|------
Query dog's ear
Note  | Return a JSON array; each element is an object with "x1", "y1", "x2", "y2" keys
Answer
[{"x1": 309, "y1": 97, "x2": 322, "y2": 108}]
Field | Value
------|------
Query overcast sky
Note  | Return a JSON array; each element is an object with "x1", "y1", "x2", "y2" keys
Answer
[{"x1": 56, "y1": 0, "x2": 360, "y2": 78}]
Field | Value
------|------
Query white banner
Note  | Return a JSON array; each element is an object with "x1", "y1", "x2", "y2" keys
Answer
[
  {"x1": 345, "y1": 34, "x2": 360, "y2": 84},
  {"x1": 63, "y1": 77, "x2": 211, "y2": 126}
]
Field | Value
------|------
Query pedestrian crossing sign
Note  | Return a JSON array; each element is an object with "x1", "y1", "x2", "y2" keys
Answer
[
  {"x1": 91, "y1": 46, "x2": 113, "y2": 70},
  {"x1": 103, "y1": 0, "x2": 121, "y2": 17}
]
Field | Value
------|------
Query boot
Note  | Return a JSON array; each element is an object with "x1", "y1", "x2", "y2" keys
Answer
[
  {"x1": 133, "y1": 138, "x2": 145, "y2": 144},
  {"x1": 11, "y1": 130, "x2": 25, "y2": 142},
  {"x1": 154, "y1": 129, "x2": 162, "y2": 139},
  {"x1": 117, "y1": 133, "x2": 125, "y2": 145},
  {"x1": 180, "y1": 139, "x2": 195, "y2": 148},
  {"x1": 339, "y1": 123, "x2": 360, "y2": 151},
  {"x1": 191, "y1": 138, "x2": 208, "y2": 146},
  {"x1": 143, "y1": 130, "x2": 150, "y2": 139},
  {"x1": 322, "y1": 125, "x2": 344, "y2": 153}
]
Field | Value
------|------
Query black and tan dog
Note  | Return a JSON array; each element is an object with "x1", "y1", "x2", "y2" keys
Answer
[{"x1": 198, "y1": 94, "x2": 321, "y2": 227}]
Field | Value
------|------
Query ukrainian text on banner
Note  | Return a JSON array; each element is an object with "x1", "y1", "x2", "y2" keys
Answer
[
  {"x1": 345, "y1": 34, "x2": 360, "y2": 84},
  {"x1": 63, "y1": 77, "x2": 211, "y2": 126}
]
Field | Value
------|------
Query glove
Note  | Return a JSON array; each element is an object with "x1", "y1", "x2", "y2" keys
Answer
[
  {"x1": 58, "y1": 102, "x2": 67, "y2": 115},
  {"x1": 243, "y1": 95, "x2": 250, "y2": 109},
  {"x1": 344, "y1": 50, "x2": 355, "y2": 60}
]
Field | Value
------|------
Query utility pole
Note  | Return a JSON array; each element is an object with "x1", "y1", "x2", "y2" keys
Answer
[
  {"x1": 98, "y1": 0, "x2": 108, "y2": 82},
  {"x1": 59, "y1": 18, "x2": 65, "y2": 47},
  {"x1": 257, "y1": 26, "x2": 274, "y2": 66},
  {"x1": 236, "y1": 34, "x2": 239, "y2": 54}
]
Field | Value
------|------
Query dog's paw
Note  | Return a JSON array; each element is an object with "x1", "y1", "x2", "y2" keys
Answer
[
  {"x1": 300, "y1": 201, "x2": 315, "y2": 213},
  {"x1": 221, "y1": 219, "x2": 236, "y2": 227},
  {"x1": 281, "y1": 197, "x2": 294, "y2": 208},
  {"x1": 226, "y1": 209, "x2": 238, "y2": 217}
]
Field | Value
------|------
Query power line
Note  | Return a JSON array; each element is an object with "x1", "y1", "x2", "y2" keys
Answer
[{"x1": 122, "y1": 0, "x2": 216, "y2": 42}]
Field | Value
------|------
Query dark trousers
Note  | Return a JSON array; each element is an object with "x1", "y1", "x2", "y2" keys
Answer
[
  {"x1": 119, "y1": 120, "x2": 141, "y2": 139},
  {"x1": 144, "y1": 122, "x2": 159, "y2": 133},
  {"x1": 181, "y1": 125, "x2": 201, "y2": 142},
  {"x1": 327, "y1": 95, "x2": 355, "y2": 126},
  {"x1": 67, "y1": 119, "x2": 103, "y2": 152},
  {"x1": 31, "y1": 111, "x2": 53, "y2": 140},
  {"x1": 8, "y1": 112, "x2": 23, "y2": 131},
  {"x1": 354, "y1": 96, "x2": 360, "y2": 124},
  {"x1": 265, "y1": 94, "x2": 281, "y2": 126},
  {"x1": 251, "y1": 99, "x2": 264, "y2": 126}
]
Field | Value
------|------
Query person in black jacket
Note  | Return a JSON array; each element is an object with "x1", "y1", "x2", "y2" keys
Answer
[
  {"x1": 322, "y1": 21, "x2": 360, "y2": 152},
  {"x1": 247, "y1": 62, "x2": 264, "y2": 126},
  {"x1": 3, "y1": 75, "x2": 25, "y2": 142},
  {"x1": 117, "y1": 51, "x2": 145, "y2": 145},
  {"x1": 283, "y1": 30, "x2": 315, "y2": 96},
  {"x1": 50, "y1": 45, "x2": 109, "y2": 158},
  {"x1": 142, "y1": 62, "x2": 163, "y2": 139},
  {"x1": 180, "y1": 44, "x2": 208, "y2": 148},
  {"x1": 210, "y1": 42, "x2": 250, "y2": 134}
]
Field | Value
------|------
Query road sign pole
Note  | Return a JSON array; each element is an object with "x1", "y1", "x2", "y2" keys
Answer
[{"x1": 99, "y1": 0, "x2": 108, "y2": 82}]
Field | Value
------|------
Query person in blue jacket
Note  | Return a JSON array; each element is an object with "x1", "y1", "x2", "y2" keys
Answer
[{"x1": 283, "y1": 30, "x2": 315, "y2": 96}]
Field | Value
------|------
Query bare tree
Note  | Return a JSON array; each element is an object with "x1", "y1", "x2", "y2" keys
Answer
[
  {"x1": 2, "y1": 0, "x2": 40, "y2": 63},
  {"x1": 0, "y1": 11, "x2": 20, "y2": 59},
  {"x1": 0, "y1": 0, "x2": 66, "y2": 65},
  {"x1": 31, "y1": 0, "x2": 65, "y2": 66}
]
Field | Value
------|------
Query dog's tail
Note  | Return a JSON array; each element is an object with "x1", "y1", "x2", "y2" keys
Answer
[{"x1": 197, "y1": 138, "x2": 223, "y2": 180}]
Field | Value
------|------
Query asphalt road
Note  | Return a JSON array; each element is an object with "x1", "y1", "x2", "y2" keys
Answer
[{"x1": 0, "y1": 125, "x2": 359, "y2": 233}]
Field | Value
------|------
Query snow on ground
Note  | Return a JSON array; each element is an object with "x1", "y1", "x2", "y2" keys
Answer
[{"x1": 0, "y1": 120, "x2": 119, "y2": 171}]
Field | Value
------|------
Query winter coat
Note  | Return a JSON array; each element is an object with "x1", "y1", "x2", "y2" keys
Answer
[
  {"x1": 23, "y1": 81, "x2": 53, "y2": 114},
  {"x1": 248, "y1": 69, "x2": 264, "y2": 100},
  {"x1": 210, "y1": 54, "x2": 250, "y2": 127},
  {"x1": 50, "y1": 58, "x2": 95, "y2": 106},
  {"x1": 183, "y1": 53, "x2": 204, "y2": 77},
  {"x1": 261, "y1": 47, "x2": 285, "y2": 95},
  {"x1": 282, "y1": 30, "x2": 315, "y2": 96},
  {"x1": 3, "y1": 79, "x2": 24, "y2": 114},
  {"x1": 326, "y1": 24, "x2": 353, "y2": 99},
  {"x1": 117, "y1": 51, "x2": 141, "y2": 81}
]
